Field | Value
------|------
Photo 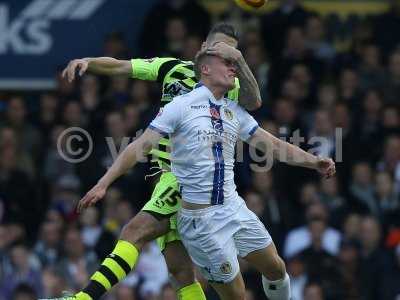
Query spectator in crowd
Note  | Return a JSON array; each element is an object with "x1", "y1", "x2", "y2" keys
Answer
[
  {"x1": 182, "y1": 35, "x2": 202, "y2": 61},
  {"x1": 56, "y1": 227, "x2": 98, "y2": 291},
  {"x1": 373, "y1": 171, "x2": 399, "y2": 226},
  {"x1": 284, "y1": 202, "x2": 341, "y2": 259},
  {"x1": 0, "y1": 127, "x2": 35, "y2": 178},
  {"x1": 261, "y1": 0, "x2": 311, "y2": 59},
  {"x1": 376, "y1": 135, "x2": 400, "y2": 201},
  {"x1": 303, "y1": 281, "x2": 324, "y2": 300},
  {"x1": 373, "y1": 0, "x2": 400, "y2": 57},
  {"x1": 337, "y1": 239, "x2": 361, "y2": 299},
  {"x1": 243, "y1": 40, "x2": 270, "y2": 100},
  {"x1": 0, "y1": 141, "x2": 37, "y2": 238},
  {"x1": 287, "y1": 255, "x2": 307, "y2": 300},
  {"x1": 36, "y1": 93, "x2": 59, "y2": 139},
  {"x1": 79, "y1": 207, "x2": 115, "y2": 260},
  {"x1": 34, "y1": 221, "x2": 62, "y2": 267},
  {"x1": 41, "y1": 268, "x2": 69, "y2": 299},
  {"x1": 307, "y1": 109, "x2": 335, "y2": 158},
  {"x1": 316, "y1": 83, "x2": 337, "y2": 111},
  {"x1": 384, "y1": 49, "x2": 400, "y2": 104},
  {"x1": 304, "y1": 14, "x2": 336, "y2": 63},
  {"x1": 382, "y1": 105, "x2": 400, "y2": 137},
  {"x1": 359, "y1": 216, "x2": 388, "y2": 300},
  {"x1": 299, "y1": 215, "x2": 343, "y2": 300},
  {"x1": 113, "y1": 284, "x2": 137, "y2": 300},
  {"x1": 0, "y1": 244, "x2": 43, "y2": 300},
  {"x1": 103, "y1": 32, "x2": 129, "y2": 59},
  {"x1": 1, "y1": 97, "x2": 42, "y2": 163},
  {"x1": 350, "y1": 164, "x2": 376, "y2": 211},
  {"x1": 378, "y1": 244, "x2": 400, "y2": 299},
  {"x1": 358, "y1": 43, "x2": 385, "y2": 91},
  {"x1": 125, "y1": 242, "x2": 169, "y2": 299},
  {"x1": 159, "y1": 283, "x2": 177, "y2": 300},
  {"x1": 11, "y1": 283, "x2": 37, "y2": 300},
  {"x1": 339, "y1": 68, "x2": 361, "y2": 110},
  {"x1": 341, "y1": 212, "x2": 362, "y2": 242},
  {"x1": 139, "y1": 0, "x2": 211, "y2": 56}
]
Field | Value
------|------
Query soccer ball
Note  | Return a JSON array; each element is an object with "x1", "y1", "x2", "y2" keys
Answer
[{"x1": 234, "y1": 0, "x2": 266, "y2": 11}]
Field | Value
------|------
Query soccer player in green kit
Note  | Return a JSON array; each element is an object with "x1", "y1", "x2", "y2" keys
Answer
[{"x1": 50, "y1": 24, "x2": 261, "y2": 300}]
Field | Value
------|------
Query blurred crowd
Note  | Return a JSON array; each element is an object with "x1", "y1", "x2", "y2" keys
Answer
[{"x1": 1, "y1": 0, "x2": 400, "y2": 299}]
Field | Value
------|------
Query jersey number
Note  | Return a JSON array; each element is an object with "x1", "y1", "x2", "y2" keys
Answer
[{"x1": 156, "y1": 186, "x2": 180, "y2": 208}]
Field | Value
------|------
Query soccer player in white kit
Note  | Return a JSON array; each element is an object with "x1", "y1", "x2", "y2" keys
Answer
[{"x1": 78, "y1": 51, "x2": 336, "y2": 300}]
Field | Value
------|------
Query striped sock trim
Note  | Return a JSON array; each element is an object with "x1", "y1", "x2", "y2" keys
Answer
[
  {"x1": 108, "y1": 254, "x2": 131, "y2": 275},
  {"x1": 81, "y1": 240, "x2": 139, "y2": 300},
  {"x1": 82, "y1": 280, "x2": 107, "y2": 300},
  {"x1": 98, "y1": 265, "x2": 118, "y2": 286},
  {"x1": 112, "y1": 240, "x2": 139, "y2": 268}
]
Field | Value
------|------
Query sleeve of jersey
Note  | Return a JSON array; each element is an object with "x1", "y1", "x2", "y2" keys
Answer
[
  {"x1": 237, "y1": 106, "x2": 259, "y2": 141},
  {"x1": 149, "y1": 100, "x2": 182, "y2": 136},
  {"x1": 131, "y1": 57, "x2": 175, "y2": 81}
]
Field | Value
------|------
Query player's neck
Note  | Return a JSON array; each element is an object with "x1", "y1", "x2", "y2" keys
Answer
[{"x1": 202, "y1": 79, "x2": 228, "y2": 100}]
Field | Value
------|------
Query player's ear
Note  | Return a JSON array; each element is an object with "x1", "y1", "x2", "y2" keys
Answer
[{"x1": 201, "y1": 64, "x2": 210, "y2": 76}]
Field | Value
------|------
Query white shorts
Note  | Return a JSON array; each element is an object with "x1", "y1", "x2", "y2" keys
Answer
[{"x1": 177, "y1": 197, "x2": 272, "y2": 283}]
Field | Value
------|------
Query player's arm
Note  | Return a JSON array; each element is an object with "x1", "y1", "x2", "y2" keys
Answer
[
  {"x1": 62, "y1": 57, "x2": 132, "y2": 82},
  {"x1": 207, "y1": 43, "x2": 262, "y2": 111},
  {"x1": 77, "y1": 97, "x2": 182, "y2": 212},
  {"x1": 248, "y1": 127, "x2": 336, "y2": 178},
  {"x1": 77, "y1": 128, "x2": 163, "y2": 212}
]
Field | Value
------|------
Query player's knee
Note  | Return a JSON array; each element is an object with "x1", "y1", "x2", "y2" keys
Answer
[
  {"x1": 226, "y1": 282, "x2": 246, "y2": 300},
  {"x1": 120, "y1": 212, "x2": 160, "y2": 249},
  {"x1": 168, "y1": 262, "x2": 195, "y2": 287},
  {"x1": 232, "y1": 287, "x2": 246, "y2": 300}
]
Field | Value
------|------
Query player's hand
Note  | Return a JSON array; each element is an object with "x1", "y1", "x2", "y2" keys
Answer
[
  {"x1": 77, "y1": 183, "x2": 106, "y2": 213},
  {"x1": 206, "y1": 42, "x2": 242, "y2": 62},
  {"x1": 62, "y1": 59, "x2": 89, "y2": 83},
  {"x1": 315, "y1": 157, "x2": 336, "y2": 179}
]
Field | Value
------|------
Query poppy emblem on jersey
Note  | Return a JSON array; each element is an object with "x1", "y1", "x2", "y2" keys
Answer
[
  {"x1": 220, "y1": 262, "x2": 232, "y2": 274},
  {"x1": 224, "y1": 108, "x2": 233, "y2": 120},
  {"x1": 157, "y1": 108, "x2": 163, "y2": 117},
  {"x1": 210, "y1": 107, "x2": 220, "y2": 119}
]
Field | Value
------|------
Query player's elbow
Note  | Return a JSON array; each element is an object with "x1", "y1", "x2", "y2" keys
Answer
[
  {"x1": 254, "y1": 98, "x2": 262, "y2": 109},
  {"x1": 246, "y1": 98, "x2": 262, "y2": 111}
]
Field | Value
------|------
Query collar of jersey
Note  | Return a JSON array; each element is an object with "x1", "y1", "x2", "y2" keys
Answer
[{"x1": 195, "y1": 83, "x2": 225, "y2": 106}]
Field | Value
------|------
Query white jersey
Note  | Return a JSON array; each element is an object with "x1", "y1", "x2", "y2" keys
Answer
[{"x1": 150, "y1": 84, "x2": 259, "y2": 205}]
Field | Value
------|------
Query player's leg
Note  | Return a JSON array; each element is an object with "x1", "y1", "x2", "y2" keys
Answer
[
  {"x1": 69, "y1": 173, "x2": 202, "y2": 300},
  {"x1": 74, "y1": 211, "x2": 169, "y2": 300},
  {"x1": 162, "y1": 240, "x2": 205, "y2": 299},
  {"x1": 209, "y1": 272, "x2": 246, "y2": 300},
  {"x1": 177, "y1": 205, "x2": 245, "y2": 300},
  {"x1": 244, "y1": 244, "x2": 290, "y2": 300},
  {"x1": 150, "y1": 173, "x2": 206, "y2": 300},
  {"x1": 234, "y1": 202, "x2": 290, "y2": 300}
]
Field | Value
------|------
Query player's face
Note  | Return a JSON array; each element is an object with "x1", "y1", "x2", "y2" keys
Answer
[
  {"x1": 203, "y1": 33, "x2": 238, "y2": 49},
  {"x1": 207, "y1": 55, "x2": 236, "y2": 91}
]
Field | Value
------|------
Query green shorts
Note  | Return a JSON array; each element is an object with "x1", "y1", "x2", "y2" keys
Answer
[{"x1": 142, "y1": 172, "x2": 181, "y2": 251}]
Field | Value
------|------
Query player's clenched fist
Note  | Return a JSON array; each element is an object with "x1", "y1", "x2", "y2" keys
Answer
[
  {"x1": 62, "y1": 58, "x2": 89, "y2": 83},
  {"x1": 77, "y1": 183, "x2": 107, "y2": 213},
  {"x1": 315, "y1": 157, "x2": 336, "y2": 179}
]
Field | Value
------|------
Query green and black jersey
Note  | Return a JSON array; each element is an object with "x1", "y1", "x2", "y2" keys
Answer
[{"x1": 131, "y1": 57, "x2": 240, "y2": 170}]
